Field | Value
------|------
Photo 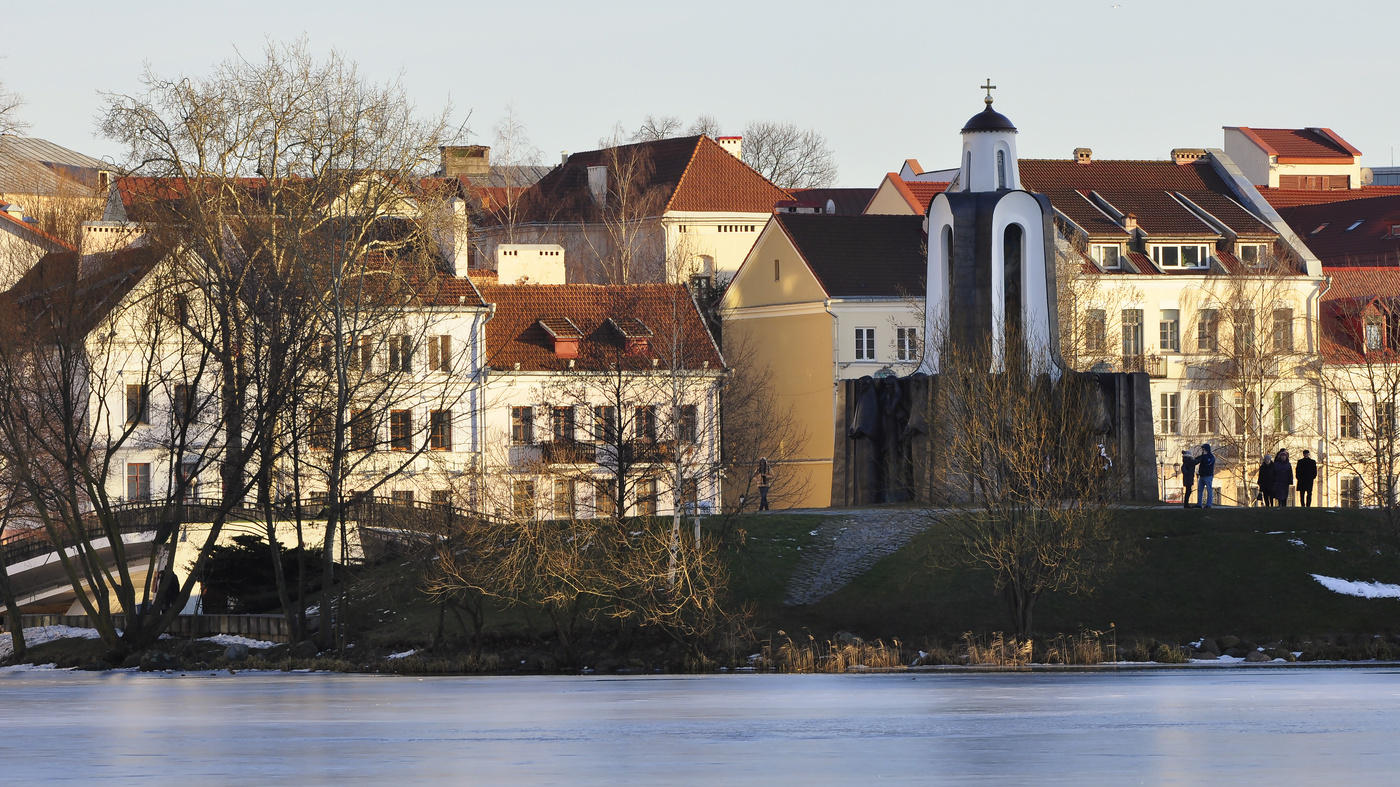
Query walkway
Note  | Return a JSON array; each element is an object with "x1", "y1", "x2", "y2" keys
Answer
[{"x1": 782, "y1": 507, "x2": 938, "y2": 606}]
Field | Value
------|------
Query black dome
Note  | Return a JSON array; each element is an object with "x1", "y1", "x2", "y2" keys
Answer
[{"x1": 961, "y1": 104, "x2": 1016, "y2": 133}]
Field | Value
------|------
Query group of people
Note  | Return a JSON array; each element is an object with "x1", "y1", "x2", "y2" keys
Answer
[{"x1": 1177, "y1": 443, "x2": 1319, "y2": 508}]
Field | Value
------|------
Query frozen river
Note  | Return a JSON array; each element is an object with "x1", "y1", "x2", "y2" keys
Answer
[{"x1": 2, "y1": 667, "x2": 1399, "y2": 784}]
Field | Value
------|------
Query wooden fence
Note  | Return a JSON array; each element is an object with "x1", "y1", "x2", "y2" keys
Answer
[{"x1": 1, "y1": 613, "x2": 307, "y2": 643}]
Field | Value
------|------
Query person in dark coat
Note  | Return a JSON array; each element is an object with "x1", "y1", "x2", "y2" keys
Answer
[
  {"x1": 1257, "y1": 455, "x2": 1275, "y2": 506},
  {"x1": 1296, "y1": 449, "x2": 1318, "y2": 507},
  {"x1": 1180, "y1": 450, "x2": 1197, "y2": 508},
  {"x1": 1272, "y1": 448, "x2": 1294, "y2": 507},
  {"x1": 1196, "y1": 444, "x2": 1216, "y2": 508}
]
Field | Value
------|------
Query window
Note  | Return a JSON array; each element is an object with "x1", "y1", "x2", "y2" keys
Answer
[
  {"x1": 1152, "y1": 244, "x2": 1210, "y2": 268},
  {"x1": 1381, "y1": 402, "x2": 1397, "y2": 437},
  {"x1": 1272, "y1": 391, "x2": 1295, "y2": 434},
  {"x1": 1197, "y1": 309, "x2": 1219, "y2": 353},
  {"x1": 349, "y1": 335, "x2": 373, "y2": 371},
  {"x1": 1085, "y1": 309, "x2": 1106, "y2": 352},
  {"x1": 427, "y1": 335, "x2": 452, "y2": 372},
  {"x1": 388, "y1": 334, "x2": 412, "y2": 372},
  {"x1": 1197, "y1": 392, "x2": 1219, "y2": 434},
  {"x1": 430, "y1": 409, "x2": 453, "y2": 450},
  {"x1": 551, "y1": 406, "x2": 575, "y2": 443},
  {"x1": 1341, "y1": 401, "x2": 1361, "y2": 438},
  {"x1": 1091, "y1": 244, "x2": 1120, "y2": 269},
  {"x1": 1160, "y1": 392, "x2": 1180, "y2": 435},
  {"x1": 173, "y1": 383, "x2": 194, "y2": 425},
  {"x1": 126, "y1": 463, "x2": 151, "y2": 501},
  {"x1": 592, "y1": 406, "x2": 617, "y2": 444},
  {"x1": 681, "y1": 478, "x2": 700, "y2": 514},
  {"x1": 636, "y1": 477, "x2": 657, "y2": 516},
  {"x1": 1341, "y1": 475, "x2": 1363, "y2": 508},
  {"x1": 1232, "y1": 309, "x2": 1255, "y2": 352},
  {"x1": 896, "y1": 327, "x2": 919, "y2": 362},
  {"x1": 1121, "y1": 309, "x2": 1144, "y2": 357},
  {"x1": 996, "y1": 149, "x2": 1006, "y2": 189},
  {"x1": 1366, "y1": 316, "x2": 1384, "y2": 351},
  {"x1": 431, "y1": 490, "x2": 453, "y2": 507},
  {"x1": 310, "y1": 409, "x2": 334, "y2": 451},
  {"x1": 512, "y1": 480, "x2": 536, "y2": 519},
  {"x1": 593, "y1": 479, "x2": 616, "y2": 518},
  {"x1": 677, "y1": 404, "x2": 698, "y2": 443},
  {"x1": 1239, "y1": 244, "x2": 1268, "y2": 266},
  {"x1": 855, "y1": 328, "x2": 876, "y2": 360},
  {"x1": 553, "y1": 479, "x2": 576, "y2": 519},
  {"x1": 1234, "y1": 391, "x2": 1256, "y2": 435},
  {"x1": 1159, "y1": 309, "x2": 1180, "y2": 352},
  {"x1": 1273, "y1": 309, "x2": 1294, "y2": 353},
  {"x1": 318, "y1": 335, "x2": 334, "y2": 372},
  {"x1": 177, "y1": 461, "x2": 199, "y2": 501},
  {"x1": 635, "y1": 405, "x2": 656, "y2": 441},
  {"x1": 1346, "y1": 220, "x2": 1364, "y2": 232},
  {"x1": 126, "y1": 384, "x2": 149, "y2": 425},
  {"x1": 774, "y1": 259, "x2": 780, "y2": 281},
  {"x1": 350, "y1": 409, "x2": 374, "y2": 451},
  {"x1": 511, "y1": 406, "x2": 534, "y2": 444},
  {"x1": 391, "y1": 490, "x2": 415, "y2": 504},
  {"x1": 390, "y1": 410, "x2": 412, "y2": 450}
]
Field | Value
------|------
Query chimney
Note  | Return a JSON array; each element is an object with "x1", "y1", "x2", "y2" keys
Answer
[
  {"x1": 498, "y1": 244, "x2": 566, "y2": 285},
  {"x1": 3, "y1": 204, "x2": 25, "y2": 219},
  {"x1": 1074, "y1": 148, "x2": 1093, "y2": 165},
  {"x1": 561, "y1": 150, "x2": 570, "y2": 165},
  {"x1": 1172, "y1": 148, "x2": 1207, "y2": 165},
  {"x1": 717, "y1": 136, "x2": 743, "y2": 160},
  {"x1": 1124, "y1": 213, "x2": 1138, "y2": 232},
  {"x1": 440, "y1": 145, "x2": 490, "y2": 178},
  {"x1": 587, "y1": 165, "x2": 608, "y2": 206}
]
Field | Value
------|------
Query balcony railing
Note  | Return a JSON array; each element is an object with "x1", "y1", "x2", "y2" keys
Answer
[
  {"x1": 540, "y1": 440, "x2": 597, "y2": 464},
  {"x1": 1146, "y1": 356, "x2": 1167, "y2": 378}
]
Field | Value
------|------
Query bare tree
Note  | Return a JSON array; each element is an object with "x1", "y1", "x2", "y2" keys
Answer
[
  {"x1": 741, "y1": 121, "x2": 837, "y2": 189},
  {"x1": 687, "y1": 115, "x2": 723, "y2": 138},
  {"x1": 0, "y1": 78, "x2": 25, "y2": 136},
  {"x1": 632, "y1": 115, "x2": 684, "y2": 143}
]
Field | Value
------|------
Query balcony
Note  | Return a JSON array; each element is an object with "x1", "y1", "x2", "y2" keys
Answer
[
  {"x1": 1121, "y1": 354, "x2": 1146, "y2": 374},
  {"x1": 1146, "y1": 356, "x2": 1167, "y2": 378},
  {"x1": 540, "y1": 440, "x2": 597, "y2": 464}
]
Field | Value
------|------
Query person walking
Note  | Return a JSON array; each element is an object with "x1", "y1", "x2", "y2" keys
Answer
[
  {"x1": 1296, "y1": 449, "x2": 1318, "y2": 507},
  {"x1": 1196, "y1": 444, "x2": 1216, "y2": 508},
  {"x1": 1181, "y1": 449, "x2": 1197, "y2": 508},
  {"x1": 1273, "y1": 448, "x2": 1294, "y2": 507},
  {"x1": 756, "y1": 457, "x2": 771, "y2": 512},
  {"x1": 1257, "y1": 454, "x2": 1275, "y2": 507}
]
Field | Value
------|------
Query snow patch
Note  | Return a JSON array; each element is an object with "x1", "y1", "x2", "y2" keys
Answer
[
  {"x1": 198, "y1": 634, "x2": 277, "y2": 650},
  {"x1": 1325, "y1": 546, "x2": 1340, "y2": 553},
  {"x1": 0, "y1": 626, "x2": 102, "y2": 660},
  {"x1": 387, "y1": 649, "x2": 416, "y2": 660},
  {"x1": 1287, "y1": 538, "x2": 1306, "y2": 547},
  {"x1": 1311, "y1": 574, "x2": 1400, "y2": 599}
]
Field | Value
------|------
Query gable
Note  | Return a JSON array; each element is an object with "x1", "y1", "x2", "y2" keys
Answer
[{"x1": 721, "y1": 219, "x2": 828, "y2": 310}]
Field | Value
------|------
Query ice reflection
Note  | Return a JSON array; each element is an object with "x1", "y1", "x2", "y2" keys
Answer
[{"x1": 1, "y1": 668, "x2": 1398, "y2": 783}]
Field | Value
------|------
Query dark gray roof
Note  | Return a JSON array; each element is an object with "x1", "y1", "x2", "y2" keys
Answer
[
  {"x1": 961, "y1": 105, "x2": 1017, "y2": 133},
  {"x1": 776, "y1": 213, "x2": 926, "y2": 298},
  {"x1": 0, "y1": 135, "x2": 111, "y2": 195}
]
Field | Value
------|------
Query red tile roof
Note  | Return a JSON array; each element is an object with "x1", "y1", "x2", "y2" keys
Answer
[
  {"x1": 1258, "y1": 185, "x2": 1400, "y2": 209},
  {"x1": 479, "y1": 283, "x2": 722, "y2": 372},
  {"x1": 1227, "y1": 127, "x2": 1360, "y2": 162},
  {"x1": 904, "y1": 181, "x2": 951, "y2": 213},
  {"x1": 1279, "y1": 195, "x2": 1400, "y2": 267},
  {"x1": 1318, "y1": 267, "x2": 1400, "y2": 363},
  {"x1": 500, "y1": 136, "x2": 790, "y2": 225}
]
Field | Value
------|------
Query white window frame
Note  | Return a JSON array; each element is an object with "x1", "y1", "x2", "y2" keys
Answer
[
  {"x1": 1091, "y1": 244, "x2": 1121, "y2": 269},
  {"x1": 896, "y1": 327, "x2": 918, "y2": 362},
  {"x1": 1151, "y1": 244, "x2": 1211, "y2": 269},
  {"x1": 1238, "y1": 243, "x2": 1268, "y2": 267},
  {"x1": 855, "y1": 327, "x2": 876, "y2": 361},
  {"x1": 1160, "y1": 392, "x2": 1180, "y2": 435}
]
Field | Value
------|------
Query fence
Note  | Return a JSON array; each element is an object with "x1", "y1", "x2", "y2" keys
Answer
[{"x1": 1, "y1": 613, "x2": 307, "y2": 643}]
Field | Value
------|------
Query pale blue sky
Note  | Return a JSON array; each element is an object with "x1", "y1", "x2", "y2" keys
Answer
[{"x1": 5, "y1": 0, "x2": 1397, "y2": 186}]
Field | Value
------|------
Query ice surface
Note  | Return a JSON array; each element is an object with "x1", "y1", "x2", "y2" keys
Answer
[{"x1": 1311, "y1": 574, "x2": 1400, "y2": 598}]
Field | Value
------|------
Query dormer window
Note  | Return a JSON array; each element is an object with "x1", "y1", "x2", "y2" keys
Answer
[
  {"x1": 608, "y1": 316, "x2": 652, "y2": 355},
  {"x1": 539, "y1": 317, "x2": 583, "y2": 359},
  {"x1": 1239, "y1": 243, "x2": 1268, "y2": 267},
  {"x1": 1091, "y1": 244, "x2": 1121, "y2": 269},
  {"x1": 1366, "y1": 316, "x2": 1384, "y2": 351},
  {"x1": 1151, "y1": 244, "x2": 1210, "y2": 269}
]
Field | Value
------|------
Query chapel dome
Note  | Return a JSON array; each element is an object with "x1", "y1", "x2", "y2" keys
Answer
[{"x1": 961, "y1": 104, "x2": 1017, "y2": 133}]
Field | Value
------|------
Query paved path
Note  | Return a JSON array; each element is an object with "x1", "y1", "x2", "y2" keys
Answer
[{"x1": 782, "y1": 508, "x2": 939, "y2": 606}]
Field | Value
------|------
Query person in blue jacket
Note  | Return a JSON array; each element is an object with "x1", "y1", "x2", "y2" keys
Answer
[{"x1": 1196, "y1": 444, "x2": 1216, "y2": 508}]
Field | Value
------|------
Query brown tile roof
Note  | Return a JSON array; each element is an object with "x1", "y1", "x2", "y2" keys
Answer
[
  {"x1": 774, "y1": 213, "x2": 925, "y2": 298},
  {"x1": 1228, "y1": 127, "x2": 1360, "y2": 161},
  {"x1": 787, "y1": 187, "x2": 878, "y2": 216},
  {"x1": 479, "y1": 283, "x2": 722, "y2": 372},
  {"x1": 1258, "y1": 185, "x2": 1400, "y2": 209},
  {"x1": 1279, "y1": 195, "x2": 1400, "y2": 267},
  {"x1": 3, "y1": 245, "x2": 163, "y2": 336},
  {"x1": 538, "y1": 317, "x2": 583, "y2": 339},
  {"x1": 497, "y1": 136, "x2": 790, "y2": 224},
  {"x1": 1319, "y1": 267, "x2": 1400, "y2": 363}
]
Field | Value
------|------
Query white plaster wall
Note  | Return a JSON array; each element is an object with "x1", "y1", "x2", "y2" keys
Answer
[
  {"x1": 662, "y1": 212, "x2": 771, "y2": 284},
  {"x1": 991, "y1": 192, "x2": 1052, "y2": 369},
  {"x1": 960, "y1": 130, "x2": 1020, "y2": 193},
  {"x1": 921, "y1": 195, "x2": 956, "y2": 374},
  {"x1": 1223, "y1": 129, "x2": 1273, "y2": 187},
  {"x1": 829, "y1": 299, "x2": 925, "y2": 379}
]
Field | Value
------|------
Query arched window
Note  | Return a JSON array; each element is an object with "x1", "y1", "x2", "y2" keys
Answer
[
  {"x1": 964, "y1": 152, "x2": 972, "y2": 191},
  {"x1": 1004, "y1": 224, "x2": 1024, "y2": 339},
  {"x1": 997, "y1": 150, "x2": 1006, "y2": 190}
]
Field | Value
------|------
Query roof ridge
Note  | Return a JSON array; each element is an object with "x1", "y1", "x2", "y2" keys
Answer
[
  {"x1": 663, "y1": 137, "x2": 708, "y2": 213},
  {"x1": 666, "y1": 136, "x2": 792, "y2": 212}
]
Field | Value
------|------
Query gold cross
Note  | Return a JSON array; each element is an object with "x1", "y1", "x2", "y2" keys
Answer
[{"x1": 982, "y1": 79, "x2": 996, "y2": 105}]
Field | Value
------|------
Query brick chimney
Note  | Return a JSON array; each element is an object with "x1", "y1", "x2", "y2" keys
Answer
[
  {"x1": 1074, "y1": 148, "x2": 1093, "y2": 165},
  {"x1": 1172, "y1": 148, "x2": 1207, "y2": 165},
  {"x1": 441, "y1": 145, "x2": 491, "y2": 178},
  {"x1": 1124, "y1": 213, "x2": 1138, "y2": 232}
]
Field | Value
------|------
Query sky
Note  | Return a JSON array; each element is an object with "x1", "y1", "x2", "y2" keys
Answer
[{"x1": 5, "y1": 0, "x2": 1399, "y2": 187}]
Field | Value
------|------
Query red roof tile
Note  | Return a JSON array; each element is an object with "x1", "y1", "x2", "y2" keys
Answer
[
  {"x1": 1319, "y1": 267, "x2": 1400, "y2": 363},
  {"x1": 479, "y1": 283, "x2": 722, "y2": 372},
  {"x1": 1280, "y1": 195, "x2": 1400, "y2": 267},
  {"x1": 1258, "y1": 185, "x2": 1400, "y2": 209},
  {"x1": 1228, "y1": 127, "x2": 1360, "y2": 161}
]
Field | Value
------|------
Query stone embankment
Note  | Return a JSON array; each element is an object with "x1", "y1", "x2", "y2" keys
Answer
[{"x1": 782, "y1": 508, "x2": 937, "y2": 606}]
